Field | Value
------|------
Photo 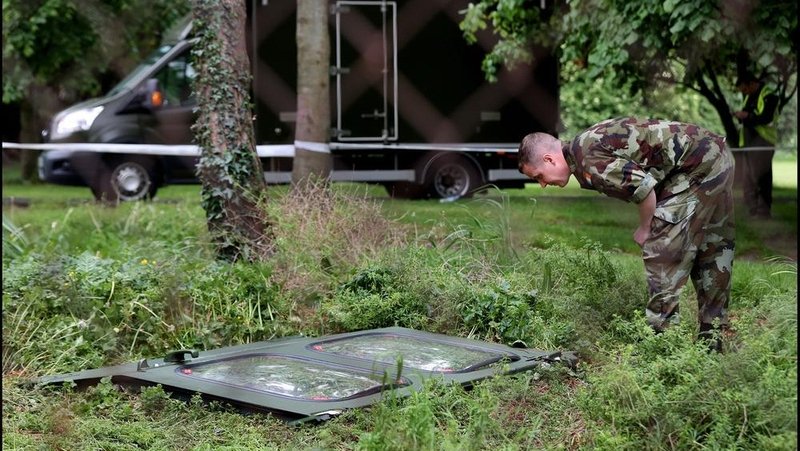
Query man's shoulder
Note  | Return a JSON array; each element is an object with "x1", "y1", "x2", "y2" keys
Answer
[{"x1": 571, "y1": 117, "x2": 642, "y2": 147}]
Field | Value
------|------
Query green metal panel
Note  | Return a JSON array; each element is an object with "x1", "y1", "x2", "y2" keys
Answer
[{"x1": 37, "y1": 327, "x2": 577, "y2": 422}]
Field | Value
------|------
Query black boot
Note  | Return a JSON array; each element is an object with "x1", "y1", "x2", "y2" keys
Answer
[{"x1": 698, "y1": 323, "x2": 722, "y2": 353}]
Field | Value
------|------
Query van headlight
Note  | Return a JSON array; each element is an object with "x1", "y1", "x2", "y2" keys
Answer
[{"x1": 51, "y1": 106, "x2": 104, "y2": 140}]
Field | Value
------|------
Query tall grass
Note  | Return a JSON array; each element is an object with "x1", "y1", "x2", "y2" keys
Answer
[
  {"x1": 264, "y1": 181, "x2": 406, "y2": 305},
  {"x1": 2, "y1": 176, "x2": 796, "y2": 449}
]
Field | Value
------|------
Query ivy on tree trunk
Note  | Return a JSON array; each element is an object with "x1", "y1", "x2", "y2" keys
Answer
[{"x1": 192, "y1": 0, "x2": 272, "y2": 262}]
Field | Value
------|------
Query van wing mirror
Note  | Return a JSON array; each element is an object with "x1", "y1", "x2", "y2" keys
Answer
[
  {"x1": 143, "y1": 78, "x2": 164, "y2": 109},
  {"x1": 119, "y1": 78, "x2": 164, "y2": 114}
]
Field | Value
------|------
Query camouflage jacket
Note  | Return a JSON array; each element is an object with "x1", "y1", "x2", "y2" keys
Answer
[{"x1": 563, "y1": 117, "x2": 729, "y2": 204}]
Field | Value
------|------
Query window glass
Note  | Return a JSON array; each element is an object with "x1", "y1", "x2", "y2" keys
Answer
[
  {"x1": 108, "y1": 45, "x2": 173, "y2": 96},
  {"x1": 178, "y1": 355, "x2": 406, "y2": 400},
  {"x1": 309, "y1": 333, "x2": 515, "y2": 373},
  {"x1": 153, "y1": 51, "x2": 196, "y2": 107}
]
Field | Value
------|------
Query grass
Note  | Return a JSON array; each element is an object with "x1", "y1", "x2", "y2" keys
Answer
[{"x1": 2, "y1": 158, "x2": 797, "y2": 450}]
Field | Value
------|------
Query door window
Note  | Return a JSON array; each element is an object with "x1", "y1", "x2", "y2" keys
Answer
[
  {"x1": 154, "y1": 51, "x2": 196, "y2": 107},
  {"x1": 309, "y1": 333, "x2": 516, "y2": 373},
  {"x1": 179, "y1": 354, "x2": 409, "y2": 400}
]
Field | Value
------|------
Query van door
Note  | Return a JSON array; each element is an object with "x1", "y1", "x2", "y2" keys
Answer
[
  {"x1": 38, "y1": 327, "x2": 575, "y2": 422},
  {"x1": 145, "y1": 49, "x2": 196, "y2": 145},
  {"x1": 146, "y1": 49, "x2": 198, "y2": 180},
  {"x1": 333, "y1": 1, "x2": 397, "y2": 141}
]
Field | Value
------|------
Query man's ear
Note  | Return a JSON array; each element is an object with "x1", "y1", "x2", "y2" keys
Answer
[{"x1": 542, "y1": 154, "x2": 554, "y2": 165}]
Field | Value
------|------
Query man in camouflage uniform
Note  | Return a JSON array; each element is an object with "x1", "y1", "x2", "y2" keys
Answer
[{"x1": 517, "y1": 117, "x2": 735, "y2": 351}]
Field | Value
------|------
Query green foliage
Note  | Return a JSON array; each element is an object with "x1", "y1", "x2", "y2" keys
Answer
[
  {"x1": 358, "y1": 378, "x2": 504, "y2": 451},
  {"x1": 2, "y1": 176, "x2": 796, "y2": 448},
  {"x1": 1, "y1": 203, "x2": 294, "y2": 374},
  {"x1": 2, "y1": 247, "x2": 296, "y2": 374},
  {"x1": 559, "y1": 62, "x2": 724, "y2": 136},
  {"x1": 2, "y1": 215, "x2": 29, "y2": 260},
  {"x1": 3, "y1": 0, "x2": 190, "y2": 103},
  {"x1": 2, "y1": 0, "x2": 96, "y2": 101},
  {"x1": 460, "y1": 0, "x2": 798, "y2": 142},
  {"x1": 506, "y1": 240, "x2": 646, "y2": 354},
  {"x1": 460, "y1": 0, "x2": 555, "y2": 82},
  {"x1": 321, "y1": 266, "x2": 430, "y2": 332},
  {"x1": 459, "y1": 278, "x2": 540, "y2": 345},
  {"x1": 579, "y1": 278, "x2": 797, "y2": 449}
]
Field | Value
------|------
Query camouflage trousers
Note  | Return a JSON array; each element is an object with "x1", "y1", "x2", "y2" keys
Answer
[{"x1": 642, "y1": 147, "x2": 735, "y2": 331}]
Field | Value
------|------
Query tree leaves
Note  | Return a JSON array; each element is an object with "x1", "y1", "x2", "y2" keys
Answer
[
  {"x1": 459, "y1": 0, "x2": 797, "y2": 142},
  {"x1": 3, "y1": 0, "x2": 190, "y2": 103}
]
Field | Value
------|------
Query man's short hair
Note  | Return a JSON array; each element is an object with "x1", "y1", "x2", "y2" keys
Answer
[{"x1": 517, "y1": 132, "x2": 555, "y2": 173}]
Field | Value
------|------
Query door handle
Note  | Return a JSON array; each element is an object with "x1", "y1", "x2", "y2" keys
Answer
[{"x1": 164, "y1": 349, "x2": 199, "y2": 363}]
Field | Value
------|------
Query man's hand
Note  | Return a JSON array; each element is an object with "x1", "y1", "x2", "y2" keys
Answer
[
  {"x1": 734, "y1": 110, "x2": 749, "y2": 120},
  {"x1": 634, "y1": 225, "x2": 650, "y2": 247},
  {"x1": 635, "y1": 190, "x2": 657, "y2": 247}
]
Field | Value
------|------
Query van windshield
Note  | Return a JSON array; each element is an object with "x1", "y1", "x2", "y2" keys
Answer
[{"x1": 107, "y1": 45, "x2": 173, "y2": 96}]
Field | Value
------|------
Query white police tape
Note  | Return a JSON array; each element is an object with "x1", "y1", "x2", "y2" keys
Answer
[
  {"x1": 2, "y1": 141, "x2": 777, "y2": 155},
  {"x1": 2, "y1": 141, "x2": 333, "y2": 156},
  {"x1": 2, "y1": 142, "x2": 295, "y2": 157}
]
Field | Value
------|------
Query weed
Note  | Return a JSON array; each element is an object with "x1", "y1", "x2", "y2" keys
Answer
[
  {"x1": 139, "y1": 384, "x2": 184, "y2": 418},
  {"x1": 2, "y1": 215, "x2": 29, "y2": 260},
  {"x1": 264, "y1": 181, "x2": 406, "y2": 305},
  {"x1": 578, "y1": 274, "x2": 797, "y2": 450},
  {"x1": 321, "y1": 265, "x2": 430, "y2": 332},
  {"x1": 459, "y1": 278, "x2": 540, "y2": 344}
]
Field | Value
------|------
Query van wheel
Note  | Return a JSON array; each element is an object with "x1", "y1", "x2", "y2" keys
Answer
[
  {"x1": 92, "y1": 158, "x2": 159, "y2": 203},
  {"x1": 426, "y1": 156, "x2": 482, "y2": 199}
]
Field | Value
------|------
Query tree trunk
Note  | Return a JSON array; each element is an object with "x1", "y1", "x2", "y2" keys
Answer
[
  {"x1": 693, "y1": 71, "x2": 739, "y2": 145},
  {"x1": 292, "y1": 0, "x2": 332, "y2": 188},
  {"x1": 192, "y1": 0, "x2": 272, "y2": 262},
  {"x1": 19, "y1": 84, "x2": 65, "y2": 182},
  {"x1": 18, "y1": 100, "x2": 40, "y2": 182}
]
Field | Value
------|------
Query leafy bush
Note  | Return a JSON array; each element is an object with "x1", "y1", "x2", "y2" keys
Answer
[
  {"x1": 459, "y1": 278, "x2": 540, "y2": 345},
  {"x1": 1, "y1": 250, "x2": 293, "y2": 374},
  {"x1": 519, "y1": 240, "x2": 646, "y2": 351},
  {"x1": 321, "y1": 266, "x2": 430, "y2": 332},
  {"x1": 578, "y1": 272, "x2": 797, "y2": 450},
  {"x1": 559, "y1": 62, "x2": 724, "y2": 137},
  {"x1": 358, "y1": 378, "x2": 503, "y2": 451}
]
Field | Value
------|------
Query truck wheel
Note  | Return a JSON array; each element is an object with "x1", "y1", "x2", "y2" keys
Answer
[
  {"x1": 92, "y1": 158, "x2": 159, "y2": 203},
  {"x1": 425, "y1": 156, "x2": 482, "y2": 199}
]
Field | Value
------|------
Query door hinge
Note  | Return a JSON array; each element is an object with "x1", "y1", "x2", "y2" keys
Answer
[
  {"x1": 331, "y1": 128, "x2": 351, "y2": 138},
  {"x1": 331, "y1": 4, "x2": 350, "y2": 14}
]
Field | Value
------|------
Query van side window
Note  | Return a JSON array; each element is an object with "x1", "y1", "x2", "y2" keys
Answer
[{"x1": 154, "y1": 51, "x2": 196, "y2": 107}]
